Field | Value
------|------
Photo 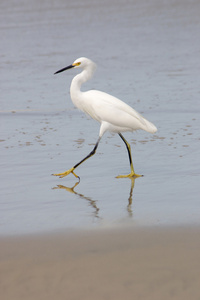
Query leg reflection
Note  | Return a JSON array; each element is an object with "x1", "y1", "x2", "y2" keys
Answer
[
  {"x1": 53, "y1": 181, "x2": 80, "y2": 194},
  {"x1": 53, "y1": 177, "x2": 138, "y2": 219},
  {"x1": 127, "y1": 178, "x2": 135, "y2": 217},
  {"x1": 52, "y1": 182, "x2": 100, "y2": 218}
]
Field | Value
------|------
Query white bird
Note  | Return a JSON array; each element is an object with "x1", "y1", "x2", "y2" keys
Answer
[{"x1": 53, "y1": 57, "x2": 157, "y2": 180}]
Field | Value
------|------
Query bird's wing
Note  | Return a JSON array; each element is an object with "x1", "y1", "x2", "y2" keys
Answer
[{"x1": 82, "y1": 90, "x2": 155, "y2": 132}]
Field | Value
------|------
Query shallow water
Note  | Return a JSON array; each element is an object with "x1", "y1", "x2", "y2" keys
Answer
[{"x1": 1, "y1": 0, "x2": 200, "y2": 235}]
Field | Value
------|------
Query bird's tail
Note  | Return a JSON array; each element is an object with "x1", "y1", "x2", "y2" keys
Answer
[{"x1": 142, "y1": 119, "x2": 157, "y2": 133}]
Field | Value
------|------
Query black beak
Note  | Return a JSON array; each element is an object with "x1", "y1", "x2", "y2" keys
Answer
[{"x1": 54, "y1": 64, "x2": 74, "y2": 75}]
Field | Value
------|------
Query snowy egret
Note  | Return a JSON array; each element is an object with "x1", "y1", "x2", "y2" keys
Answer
[{"x1": 53, "y1": 57, "x2": 157, "y2": 180}]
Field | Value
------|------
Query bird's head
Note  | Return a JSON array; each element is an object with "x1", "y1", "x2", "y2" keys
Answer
[{"x1": 54, "y1": 57, "x2": 96, "y2": 74}]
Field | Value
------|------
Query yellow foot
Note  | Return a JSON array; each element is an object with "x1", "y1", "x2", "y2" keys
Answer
[
  {"x1": 52, "y1": 167, "x2": 79, "y2": 179},
  {"x1": 116, "y1": 171, "x2": 143, "y2": 179}
]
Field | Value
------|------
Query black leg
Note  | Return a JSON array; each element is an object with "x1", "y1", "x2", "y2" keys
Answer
[
  {"x1": 53, "y1": 137, "x2": 101, "y2": 179},
  {"x1": 116, "y1": 133, "x2": 141, "y2": 178}
]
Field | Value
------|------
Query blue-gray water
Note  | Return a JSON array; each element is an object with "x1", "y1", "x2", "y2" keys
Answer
[{"x1": 1, "y1": 0, "x2": 199, "y2": 235}]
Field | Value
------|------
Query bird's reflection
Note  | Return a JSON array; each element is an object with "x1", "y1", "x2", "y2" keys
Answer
[
  {"x1": 53, "y1": 177, "x2": 137, "y2": 217},
  {"x1": 127, "y1": 178, "x2": 135, "y2": 217},
  {"x1": 53, "y1": 182, "x2": 100, "y2": 219}
]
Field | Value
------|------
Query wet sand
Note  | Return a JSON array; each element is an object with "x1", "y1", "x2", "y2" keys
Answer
[
  {"x1": 1, "y1": 227, "x2": 200, "y2": 300},
  {"x1": 1, "y1": 0, "x2": 200, "y2": 234}
]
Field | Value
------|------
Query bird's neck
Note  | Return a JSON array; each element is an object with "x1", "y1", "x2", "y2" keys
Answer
[{"x1": 70, "y1": 67, "x2": 95, "y2": 107}]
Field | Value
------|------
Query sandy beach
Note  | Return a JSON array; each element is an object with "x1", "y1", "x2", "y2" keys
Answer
[{"x1": 1, "y1": 226, "x2": 200, "y2": 300}]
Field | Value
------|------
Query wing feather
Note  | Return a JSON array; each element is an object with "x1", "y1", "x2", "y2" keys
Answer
[{"x1": 81, "y1": 90, "x2": 157, "y2": 133}]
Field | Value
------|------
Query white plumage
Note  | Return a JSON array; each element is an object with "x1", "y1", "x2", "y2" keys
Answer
[{"x1": 53, "y1": 57, "x2": 157, "y2": 180}]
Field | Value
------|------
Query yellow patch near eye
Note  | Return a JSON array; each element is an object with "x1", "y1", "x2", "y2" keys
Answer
[{"x1": 72, "y1": 62, "x2": 81, "y2": 67}]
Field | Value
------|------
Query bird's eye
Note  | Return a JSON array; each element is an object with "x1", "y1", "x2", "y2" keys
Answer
[{"x1": 73, "y1": 62, "x2": 81, "y2": 67}]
